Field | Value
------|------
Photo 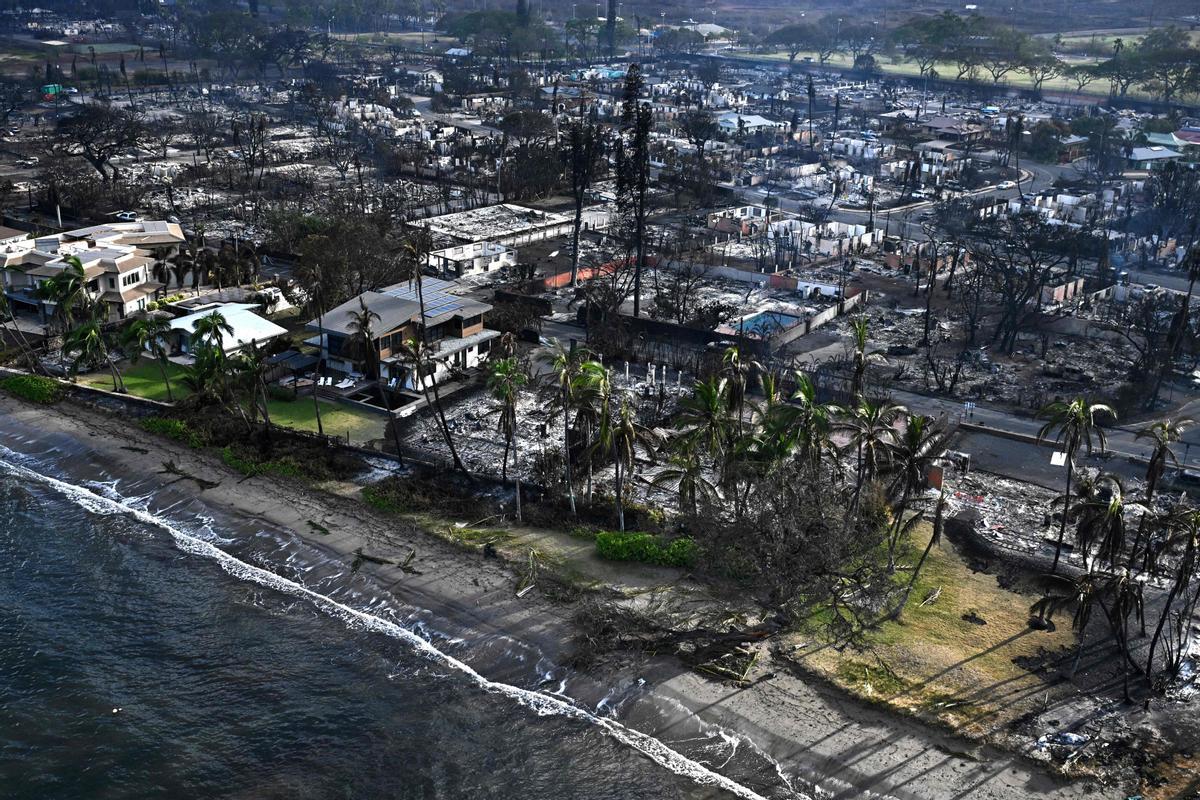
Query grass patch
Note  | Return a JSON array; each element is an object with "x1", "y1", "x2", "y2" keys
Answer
[
  {"x1": 220, "y1": 443, "x2": 307, "y2": 479},
  {"x1": 265, "y1": 396, "x2": 385, "y2": 444},
  {"x1": 0, "y1": 374, "x2": 64, "y2": 404},
  {"x1": 835, "y1": 659, "x2": 911, "y2": 697},
  {"x1": 81, "y1": 360, "x2": 189, "y2": 402},
  {"x1": 362, "y1": 474, "x2": 486, "y2": 518},
  {"x1": 141, "y1": 416, "x2": 206, "y2": 448},
  {"x1": 794, "y1": 523, "x2": 1077, "y2": 735}
]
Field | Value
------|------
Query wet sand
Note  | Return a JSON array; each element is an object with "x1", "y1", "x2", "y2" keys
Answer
[{"x1": 0, "y1": 394, "x2": 1124, "y2": 800}]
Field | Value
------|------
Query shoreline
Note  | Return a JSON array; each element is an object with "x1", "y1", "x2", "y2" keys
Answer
[{"x1": 0, "y1": 394, "x2": 1122, "y2": 800}]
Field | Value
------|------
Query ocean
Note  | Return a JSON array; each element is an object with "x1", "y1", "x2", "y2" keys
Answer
[{"x1": 0, "y1": 429, "x2": 804, "y2": 800}]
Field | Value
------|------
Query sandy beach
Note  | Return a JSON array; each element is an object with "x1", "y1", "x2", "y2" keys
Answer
[{"x1": 0, "y1": 394, "x2": 1124, "y2": 800}]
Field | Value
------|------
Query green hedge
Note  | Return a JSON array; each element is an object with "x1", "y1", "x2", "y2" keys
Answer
[
  {"x1": 0, "y1": 375, "x2": 64, "y2": 404},
  {"x1": 141, "y1": 417, "x2": 207, "y2": 448},
  {"x1": 595, "y1": 531, "x2": 696, "y2": 568}
]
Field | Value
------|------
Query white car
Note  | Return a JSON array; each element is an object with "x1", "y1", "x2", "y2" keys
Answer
[{"x1": 996, "y1": 180, "x2": 1016, "y2": 190}]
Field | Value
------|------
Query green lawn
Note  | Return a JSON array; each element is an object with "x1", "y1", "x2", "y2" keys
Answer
[
  {"x1": 266, "y1": 396, "x2": 386, "y2": 444},
  {"x1": 81, "y1": 360, "x2": 385, "y2": 444},
  {"x1": 81, "y1": 360, "x2": 190, "y2": 402}
]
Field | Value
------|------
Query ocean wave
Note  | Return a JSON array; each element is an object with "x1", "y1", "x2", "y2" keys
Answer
[{"x1": 0, "y1": 451, "x2": 805, "y2": 800}]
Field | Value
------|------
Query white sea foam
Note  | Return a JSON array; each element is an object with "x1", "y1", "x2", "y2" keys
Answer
[{"x1": 0, "y1": 451, "x2": 803, "y2": 800}]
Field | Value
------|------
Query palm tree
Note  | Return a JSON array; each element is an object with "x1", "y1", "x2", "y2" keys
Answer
[
  {"x1": 398, "y1": 334, "x2": 465, "y2": 473},
  {"x1": 181, "y1": 345, "x2": 223, "y2": 400},
  {"x1": 309, "y1": 294, "x2": 326, "y2": 437},
  {"x1": 403, "y1": 253, "x2": 467, "y2": 474},
  {"x1": 720, "y1": 346, "x2": 761, "y2": 435},
  {"x1": 850, "y1": 315, "x2": 870, "y2": 400},
  {"x1": 1070, "y1": 474, "x2": 1140, "y2": 570},
  {"x1": 122, "y1": 316, "x2": 176, "y2": 402},
  {"x1": 64, "y1": 316, "x2": 125, "y2": 392},
  {"x1": 1136, "y1": 418, "x2": 1189, "y2": 506},
  {"x1": 843, "y1": 398, "x2": 905, "y2": 499},
  {"x1": 346, "y1": 298, "x2": 405, "y2": 459},
  {"x1": 650, "y1": 440, "x2": 720, "y2": 517},
  {"x1": 780, "y1": 371, "x2": 840, "y2": 475},
  {"x1": 572, "y1": 359, "x2": 609, "y2": 504},
  {"x1": 487, "y1": 356, "x2": 527, "y2": 491},
  {"x1": 721, "y1": 426, "x2": 778, "y2": 516},
  {"x1": 1146, "y1": 507, "x2": 1200, "y2": 679},
  {"x1": 192, "y1": 310, "x2": 235, "y2": 399},
  {"x1": 541, "y1": 341, "x2": 586, "y2": 516},
  {"x1": 193, "y1": 310, "x2": 234, "y2": 351},
  {"x1": 232, "y1": 339, "x2": 274, "y2": 444},
  {"x1": 37, "y1": 255, "x2": 89, "y2": 333},
  {"x1": 1037, "y1": 397, "x2": 1117, "y2": 573},
  {"x1": 1067, "y1": 570, "x2": 1107, "y2": 678},
  {"x1": 346, "y1": 298, "x2": 382, "y2": 380},
  {"x1": 0, "y1": 289, "x2": 43, "y2": 374},
  {"x1": 1106, "y1": 569, "x2": 1144, "y2": 702},
  {"x1": 601, "y1": 394, "x2": 659, "y2": 531},
  {"x1": 884, "y1": 413, "x2": 951, "y2": 570},
  {"x1": 675, "y1": 375, "x2": 730, "y2": 466}
]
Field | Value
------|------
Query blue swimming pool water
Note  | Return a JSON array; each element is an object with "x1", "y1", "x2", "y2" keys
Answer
[{"x1": 739, "y1": 312, "x2": 801, "y2": 335}]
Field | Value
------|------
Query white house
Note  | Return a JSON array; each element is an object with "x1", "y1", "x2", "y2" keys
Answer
[
  {"x1": 717, "y1": 112, "x2": 786, "y2": 135},
  {"x1": 168, "y1": 302, "x2": 288, "y2": 355},
  {"x1": 1, "y1": 220, "x2": 185, "y2": 323},
  {"x1": 425, "y1": 241, "x2": 517, "y2": 279}
]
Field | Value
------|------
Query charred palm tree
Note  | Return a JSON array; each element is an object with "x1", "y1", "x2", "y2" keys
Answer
[{"x1": 1037, "y1": 397, "x2": 1116, "y2": 573}]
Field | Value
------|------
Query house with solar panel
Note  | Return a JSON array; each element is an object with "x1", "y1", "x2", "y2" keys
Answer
[{"x1": 305, "y1": 278, "x2": 498, "y2": 391}]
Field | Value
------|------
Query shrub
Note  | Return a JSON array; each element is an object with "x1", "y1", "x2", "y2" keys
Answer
[
  {"x1": 660, "y1": 536, "x2": 698, "y2": 567},
  {"x1": 361, "y1": 474, "x2": 485, "y2": 517},
  {"x1": 362, "y1": 483, "x2": 404, "y2": 513},
  {"x1": 220, "y1": 444, "x2": 303, "y2": 479},
  {"x1": 0, "y1": 374, "x2": 64, "y2": 404},
  {"x1": 141, "y1": 416, "x2": 206, "y2": 448},
  {"x1": 267, "y1": 384, "x2": 295, "y2": 402},
  {"x1": 595, "y1": 531, "x2": 696, "y2": 568},
  {"x1": 221, "y1": 444, "x2": 260, "y2": 475}
]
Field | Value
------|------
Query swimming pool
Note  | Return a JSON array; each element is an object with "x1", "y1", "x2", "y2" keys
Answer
[{"x1": 738, "y1": 311, "x2": 802, "y2": 336}]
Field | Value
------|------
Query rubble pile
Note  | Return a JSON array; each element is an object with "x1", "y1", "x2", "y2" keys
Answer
[{"x1": 949, "y1": 471, "x2": 1060, "y2": 559}]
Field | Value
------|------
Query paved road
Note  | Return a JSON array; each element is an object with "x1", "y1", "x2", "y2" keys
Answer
[
  {"x1": 410, "y1": 95, "x2": 501, "y2": 135},
  {"x1": 890, "y1": 386, "x2": 1200, "y2": 473}
]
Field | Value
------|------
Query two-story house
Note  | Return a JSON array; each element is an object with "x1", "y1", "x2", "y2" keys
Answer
[
  {"x1": 425, "y1": 241, "x2": 517, "y2": 279},
  {"x1": 307, "y1": 277, "x2": 498, "y2": 391},
  {"x1": 1, "y1": 220, "x2": 184, "y2": 324}
]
